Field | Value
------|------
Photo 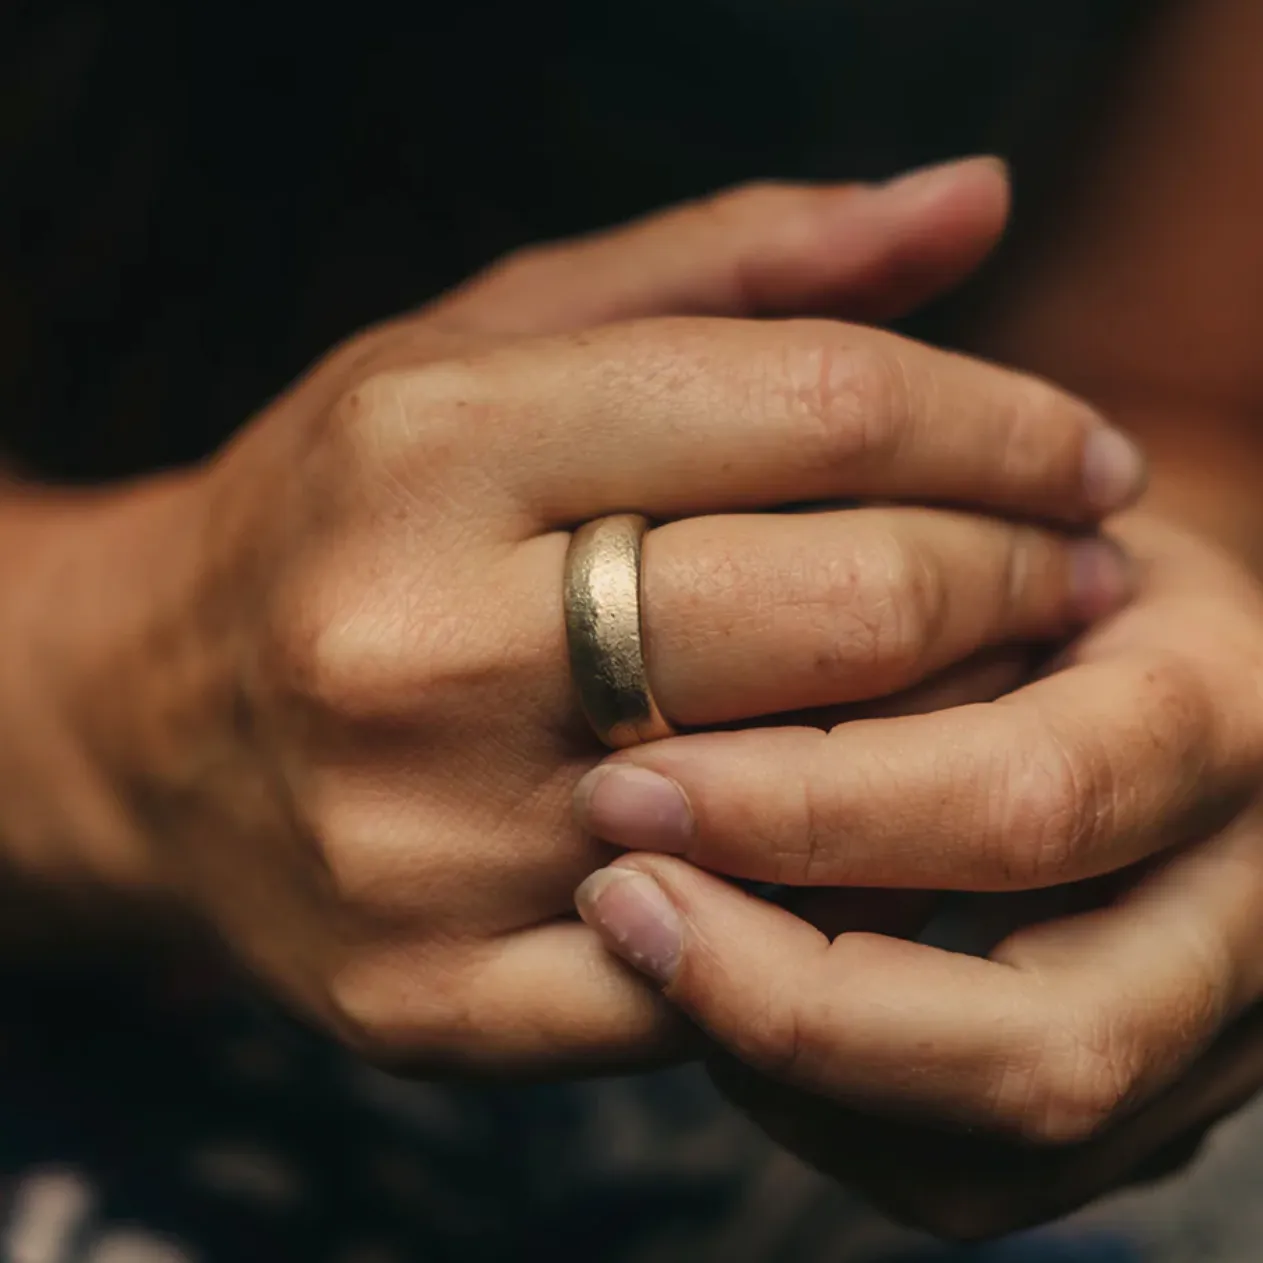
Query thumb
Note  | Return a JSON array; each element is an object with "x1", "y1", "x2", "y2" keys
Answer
[
  {"x1": 574, "y1": 853, "x2": 1042, "y2": 1132},
  {"x1": 428, "y1": 156, "x2": 1010, "y2": 335}
]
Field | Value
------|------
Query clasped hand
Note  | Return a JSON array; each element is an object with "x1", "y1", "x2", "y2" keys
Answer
[{"x1": 52, "y1": 157, "x2": 1263, "y2": 1239}]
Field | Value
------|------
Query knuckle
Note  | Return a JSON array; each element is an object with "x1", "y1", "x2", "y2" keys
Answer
[
  {"x1": 784, "y1": 332, "x2": 910, "y2": 472},
  {"x1": 990, "y1": 719, "x2": 1109, "y2": 887},
  {"x1": 263, "y1": 539, "x2": 502, "y2": 727},
  {"x1": 806, "y1": 525, "x2": 945, "y2": 689},
  {"x1": 865, "y1": 527, "x2": 949, "y2": 677},
  {"x1": 328, "y1": 970, "x2": 407, "y2": 1063},
  {"x1": 271, "y1": 576, "x2": 478, "y2": 725},
  {"x1": 753, "y1": 741, "x2": 840, "y2": 886},
  {"x1": 325, "y1": 368, "x2": 408, "y2": 456},
  {"x1": 313, "y1": 327, "x2": 392, "y2": 392},
  {"x1": 994, "y1": 374, "x2": 1093, "y2": 497},
  {"x1": 996, "y1": 1020, "x2": 1139, "y2": 1146},
  {"x1": 730, "y1": 934, "x2": 871, "y2": 1076},
  {"x1": 713, "y1": 948, "x2": 835, "y2": 1080},
  {"x1": 329, "y1": 947, "x2": 466, "y2": 1066},
  {"x1": 986, "y1": 652, "x2": 1215, "y2": 890},
  {"x1": 694, "y1": 182, "x2": 821, "y2": 309},
  {"x1": 263, "y1": 567, "x2": 379, "y2": 720},
  {"x1": 996, "y1": 526, "x2": 1044, "y2": 627},
  {"x1": 729, "y1": 993, "x2": 811, "y2": 1082},
  {"x1": 301, "y1": 780, "x2": 401, "y2": 916},
  {"x1": 303, "y1": 613, "x2": 391, "y2": 721},
  {"x1": 328, "y1": 363, "x2": 481, "y2": 469}
]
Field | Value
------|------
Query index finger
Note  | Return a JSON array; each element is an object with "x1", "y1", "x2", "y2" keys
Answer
[{"x1": 426, "y1": 157, "x2": 1010, "y2": 334}]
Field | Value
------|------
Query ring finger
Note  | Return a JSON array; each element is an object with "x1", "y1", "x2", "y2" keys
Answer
[{"x1": 521, "y1": 506, "x2": 1131, "y2": 732}]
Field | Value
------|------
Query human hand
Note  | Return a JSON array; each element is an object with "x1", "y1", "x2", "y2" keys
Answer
[
  {"x1": 574, "y1": 511, "x2": 1263, "y2": 1232},
  {"x1": 32, "y1": 159, "x2": 1141, "y2": 1078},
  {"x1": 711, "y1": 949, "x2": 1263, "y2": 1241}
]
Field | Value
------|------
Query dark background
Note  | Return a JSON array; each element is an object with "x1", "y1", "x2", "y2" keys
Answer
[{"x1": 1, "y1": 0, "x2": 1152, "y2": 479}]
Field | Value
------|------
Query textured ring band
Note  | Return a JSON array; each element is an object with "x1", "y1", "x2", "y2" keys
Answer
[{"x1": 563, "y1": 513, "x2": 677, "y2": 749}]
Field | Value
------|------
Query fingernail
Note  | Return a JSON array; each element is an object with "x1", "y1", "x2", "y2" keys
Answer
[
  {"x1": 573, "y1": 765, "x2": 693, "y2": 853},
  {"x1": 877, "y1": 154, "x2": 1007, "y2": 212},
  {"x1": 575, "y1": 868, "x2": 683, "y2": 985},
  {"x1": 1082, "y1": 427, "x2": 1147, "y2": 512},
  {"x1": 1069, "y1": 537, "x2": 1135, "y2": 621}
]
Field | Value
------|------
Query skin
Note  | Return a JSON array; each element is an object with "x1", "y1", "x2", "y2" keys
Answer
[
  {"x1": 574, "y1": 0, "x2": 1263, "y2": 1238},
  {"x1": 0, "y1": 159, "x2": 1139, "y2": 1084},
  {"x1": 7, "y1": 0, "x2": 1263, "y2": 1240}
]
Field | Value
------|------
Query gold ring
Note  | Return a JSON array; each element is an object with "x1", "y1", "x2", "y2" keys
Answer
[{"x1": 563, "y1": 513, "x2": 676, "y2": 749}]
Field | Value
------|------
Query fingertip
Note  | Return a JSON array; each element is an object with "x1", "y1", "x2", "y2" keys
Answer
[
  {"x1": 875, "y1": 154, "x2": 1011, "y2": 218},
  {"x1": 1068, "y1": 536, "x2": 1138, "y2": 623},
  {"x1": 876, "y1": 154, "x2": 1011, "y2": 249},
  {"x1": 575, "y1": 866, "x2": 683, "y2": 986},
  {"x1": 1082, "y1": 427, "x2": 1149, "y2": 514},
  {"x1": 822, "y1": 154, "x2": 1012, "y2": 320},
  {"x1": 573, "y1": 763, "x2": 694, "y2": 853}
]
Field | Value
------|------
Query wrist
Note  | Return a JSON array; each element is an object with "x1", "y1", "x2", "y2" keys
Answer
[{"x1": 0, "y1": 469, "x2": 214, "y2": 898}]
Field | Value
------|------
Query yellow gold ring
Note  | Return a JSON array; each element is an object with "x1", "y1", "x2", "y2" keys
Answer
[{"x1": 563, "y1": 514, "x2": 676, "y2": 749}]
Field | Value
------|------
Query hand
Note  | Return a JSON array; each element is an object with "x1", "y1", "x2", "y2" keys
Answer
[
  {"x1": 574, "y1": 511, "x2": 1263, "y2": 1233},
  {"x1": 25, "y1": 159, "x2": 1141, "y2": 1078},
  {"x1": 712, "y1": 967, "x2": 1263, "y2": 1240}
]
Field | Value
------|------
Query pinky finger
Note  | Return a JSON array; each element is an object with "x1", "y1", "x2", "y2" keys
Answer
[{"x1": 327, "y1": 921, "x2": 691, "y2": 1077}]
